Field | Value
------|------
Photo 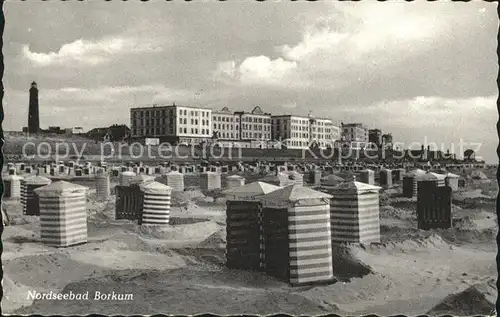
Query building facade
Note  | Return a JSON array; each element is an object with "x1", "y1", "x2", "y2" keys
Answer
[
  {"x1": 130, "y1": 104, "x2": 212, "y2": 145},
  {"x1": 130, "y1": 103, "x2": 342, "y2": 149},
  {"x1": 368, "y1": 129, "x2": 383, "y2": 147},
  {"x1": 310, "y1": 118, "x2": 338, "y2": 149},
  {"x1": 341, "y1": 123, "x2": 369, "y2": 149},
  {"x1": 272, "y1": 115, "x2": 339, "y2": 150},
  {"x1": 235, "y1": 106, "x2": 272, "y2": 143},
  {"x1": 65, "y1": 127, "x2": 85, "y2": 135},
  {"x1": 212, "y1": 107, "x2": 239, "y2": 140}
]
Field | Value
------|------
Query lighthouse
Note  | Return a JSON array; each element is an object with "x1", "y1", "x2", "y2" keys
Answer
[{"x1": 28, "y1": 81, "x2": 40, "y2": 134}]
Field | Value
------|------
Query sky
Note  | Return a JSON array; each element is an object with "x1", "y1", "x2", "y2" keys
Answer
[{"x1": 3, "y1": 1, "x2": 499, "y2": 162}]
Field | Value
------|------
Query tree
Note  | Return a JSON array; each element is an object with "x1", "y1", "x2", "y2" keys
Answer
[{"x1": 464, "y1": 149, "x2": 475, "y2": 161}]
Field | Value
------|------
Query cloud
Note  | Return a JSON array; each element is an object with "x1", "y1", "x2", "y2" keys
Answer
[
  {"x1": 280, "y1": 28, "x2": 348, "y2": 62},
  {"x1": 212, "y1": 1, "x2": 496, "y2": 102},
  {"x1": 22, "y1": 36, "x2": 163, "y2": 67},
  {"x1": 212, "y1": 60, "x2": 237, "y2": 82},
  {"x1": 239, "y1": 56, "x2": 297, "y2": 85},
  {"x1": 213, "y1": 56, "x2": 298, "y2": 87}
]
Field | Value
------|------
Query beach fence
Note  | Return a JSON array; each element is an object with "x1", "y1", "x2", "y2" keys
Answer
[
  {"x1": 138, "y1": 181, "x2": 172, "y2": 226},
  {"x1": 21, "y1": 175, "x2": 52, "y2": 216},
  {"x1": 328, "y1": 176, "x2": 381, "y2": 244},
  {"x1": 34, "y1": 181, "x2": 88, "y2": 247},
  {"x1": 259, "y1": 185, "x2": 334, "y2": 286},
  {"x1": 417, "y1": 182, "x2": 452, "y2": 230},
  {"x1": 224, "y1": 181, "x2": 280, "y2": 271}
]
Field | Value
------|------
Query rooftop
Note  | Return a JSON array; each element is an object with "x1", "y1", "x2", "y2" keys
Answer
[
  {"x1": 34, "y1": 180, "x2": 88, "y2": 197},
  {"x1": 223, "y1": 181, "x2": 280, "y2": 199},
  {"x1": 139, "y1": 181, "x2": 172, "y2": 194},
  {"x1": 330, "y1": 177, "x2": 382, "y2": 192},
  {"x1": 23, "y1": 175, "x2": 52, "y2": 185},
  {"x1": 131, "y1": 104, "x2": 212, "y2": 111},
  {"x1": 260, "y1": 184, "x2": 332, "y2": 202}
]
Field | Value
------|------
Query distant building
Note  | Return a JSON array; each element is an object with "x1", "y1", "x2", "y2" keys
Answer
[
  {"x1": 271, "y1": 114, "x2": 338, "y2": 149},
  {"x1": 87, "y1": 124, "x2": 131, "y2": 142},
  {"x1": 130, "y1": 104, "x2": 212, "y2": 145},
  {"x1": 235, "y1": 106, "x2": 272, "y2": 143},
  {"x1": 212, "y1": 107, "x2": 239, "y2": 141},
  {"x1": 310, "y1": 117, "x2": 338, "y2": 149},
  {"x1": 47, "y1": 126, "x2": 63, "y2": 134},
  {"x1": 272, "y1": 114, "x2": 309, "y2": 149},
  {"x1": 369, "y1": 129, "x2": 383, "y2": 147},
  {"x1": 28, "y1": 81, "x2": 40, "y2": 134},
  {"x1": 341, "y1": 123, "x2": 369, "y2": 149},
  {"x1": 65, "y1": 127, "x2": 84, "y2": 135},
  {"x1": 331, "y1": 125, "x2": 341, "y2": 142}
]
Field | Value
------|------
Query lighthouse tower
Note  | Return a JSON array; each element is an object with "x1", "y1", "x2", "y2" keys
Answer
[{"x1": 28, "y1": 81, "x2": 40, "y2": 134}]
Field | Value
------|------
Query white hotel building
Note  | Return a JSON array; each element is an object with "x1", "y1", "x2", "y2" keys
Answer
[
  {"x1": 212, "y1": 106, "x2": 272, "y2": 148},
  {"x1": 271, "y1": 114, "x2": 340, "y2": 149},
  {"x1": 212, "y1": 107, "x2": 239, "y2": 141},
  {"x1": 341, "y1": 123, "x2": 369, "y2": 149},
  {"x1": 130, "y1": 104, "x2": 340, "y2": 149},
  {"x1": 130, "y1": 104, "x2": 212, "y2": 145}
]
